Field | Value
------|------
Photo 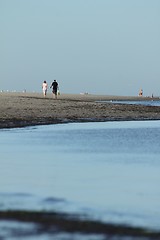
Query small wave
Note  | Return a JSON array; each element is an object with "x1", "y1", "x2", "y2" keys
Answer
[
  {"x1": 0, "y1": 192, "x2": 33, "y2": 197},
  {"x1": 43, "y1": 197, "x2": 66, "y2": 203}
]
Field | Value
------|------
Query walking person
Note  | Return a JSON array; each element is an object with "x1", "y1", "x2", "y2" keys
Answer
[
  {"x1": 50, "y1": 80, "x2": 59, "y2": 99},
  {"x1": 42, "y1": 80, "x2": 48, "y2": 97},
  {"x1": 139, "y1": 88, "x2": 143, "y2": 97}
]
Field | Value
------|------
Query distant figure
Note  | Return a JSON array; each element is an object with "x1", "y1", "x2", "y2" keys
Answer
[
  {"x1": 50, "y1": 80, "x2": 59, "y2": 99},
  {"x1": 42, "y1": 80, "x2": 48, "y2": 97},
  {"x1": 139, "y1": 88, "x2": 143, "y2": 96}
]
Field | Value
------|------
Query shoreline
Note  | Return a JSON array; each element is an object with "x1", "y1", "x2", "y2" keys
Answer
[
  {"x1": 0, "y1": 210, "x2": 160, "y2": 239},
  {"x1": 0, "y1": 92, "x2": 160, "y2": 129}
]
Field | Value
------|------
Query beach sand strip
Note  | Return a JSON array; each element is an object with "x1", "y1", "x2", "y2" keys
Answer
[{"x1": 0, "y1": 92, "x2": 160, "y2": 128}]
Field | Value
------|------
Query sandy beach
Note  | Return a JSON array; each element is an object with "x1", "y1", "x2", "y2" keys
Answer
[{"x1": 0, "y1": 92, "x2": 160, "y2": 129}]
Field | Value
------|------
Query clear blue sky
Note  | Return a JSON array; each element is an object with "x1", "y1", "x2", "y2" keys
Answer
[{"x1": 1, "y1": 0, "x2": 160, "y2": 96}]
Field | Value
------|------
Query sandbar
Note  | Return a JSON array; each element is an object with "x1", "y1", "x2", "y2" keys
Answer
[{"x1": 0, "y1": 92, "x2": 160, "y2": 129}]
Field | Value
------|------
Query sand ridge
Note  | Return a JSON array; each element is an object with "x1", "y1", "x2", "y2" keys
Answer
[{"x1": 0, "y1": 92, "x2": 160, "y2": 128}]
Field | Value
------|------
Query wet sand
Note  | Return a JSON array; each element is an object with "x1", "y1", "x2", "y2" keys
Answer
[
  {"x1": 0, "y1": 92, "x2": 160, "y2": 129},
  {"x1": 0, "y1": 210, "x2": 160, "y2": 239}
]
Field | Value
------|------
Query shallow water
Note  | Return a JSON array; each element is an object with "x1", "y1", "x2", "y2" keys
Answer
[
  {"x1": 0, "y1": 121, "x2": 160, "y2": 238},
  {"x1": 100, "y1": 100, "x2": 160, "y2": 106}
]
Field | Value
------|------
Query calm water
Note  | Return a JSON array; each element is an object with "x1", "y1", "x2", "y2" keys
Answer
[
  {"x1": 99, "y1": 100, "x2": 160, "y2": 106},
  {"x1": 0, "y1": 121, "x2": 160, "y2": 238}
]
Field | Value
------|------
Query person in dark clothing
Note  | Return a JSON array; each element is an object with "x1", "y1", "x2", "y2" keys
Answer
[{"x1": 50, "y1": 80, "x2": 59, "y2": 99}]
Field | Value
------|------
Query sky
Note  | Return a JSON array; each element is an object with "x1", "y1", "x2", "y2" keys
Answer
[{"x1": 0, "y1": 0, "x2": 160, "y2": 96}]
